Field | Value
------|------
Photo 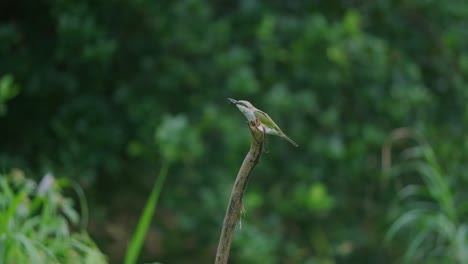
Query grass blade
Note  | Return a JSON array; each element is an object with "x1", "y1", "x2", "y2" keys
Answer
[{"x1": 124, "y1": 163, "x2": 169, "y2": 264}]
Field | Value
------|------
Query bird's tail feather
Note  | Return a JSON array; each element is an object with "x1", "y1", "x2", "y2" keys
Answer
[{"x1": 281, "y1": 134, "x2": 299, "y2": 147}]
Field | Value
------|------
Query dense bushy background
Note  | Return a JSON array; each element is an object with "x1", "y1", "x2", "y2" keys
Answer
[{"x1": 1, "y1": 0, "x2": 467, "y2": 263}]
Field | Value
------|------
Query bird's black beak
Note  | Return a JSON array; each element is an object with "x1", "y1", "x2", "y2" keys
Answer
[{"x1": 227, "y1": 98, "x2": 238, "y2": 104}]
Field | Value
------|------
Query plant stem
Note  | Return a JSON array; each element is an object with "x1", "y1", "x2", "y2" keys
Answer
[
  {"x1": 125, "y1": 162, "x2": 169, "y2": 264},
  {"x1": 215, "y1": 121, "x2": 264, "y2": 264}
]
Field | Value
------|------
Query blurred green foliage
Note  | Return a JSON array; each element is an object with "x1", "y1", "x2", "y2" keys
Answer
[
  {"x1": 385, "y1": 133, "x2": 468, "y2": 264},
  {"x1": 0, "y1": 170, "x2": 106, "y2": 263},
  {"x1": 1, "y1": 0, "x2": 468, "y2": 263},
  {"x1": 0, "y1": 75, "x2": 19, "y2": 115}
]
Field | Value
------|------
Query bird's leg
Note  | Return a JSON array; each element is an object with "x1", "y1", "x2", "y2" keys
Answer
[
  {"x1": 255, "y1": 119, "x2": 268, "y2": 153},
  {"x1": 254, "y1": 118, "x2": 261, "y2": 127},
  {"x1": 246, "y1": 119, "x2": 267, "y2": 155},
  {"x1": 247, "y1": 120, "x2": 262, "y2": 145},
  {"x1": 247, "y1": 120, "x2": 260, "y2": 144},
  {"x1": 260, "y1": 126, "x2": 267, "y2": 153}
]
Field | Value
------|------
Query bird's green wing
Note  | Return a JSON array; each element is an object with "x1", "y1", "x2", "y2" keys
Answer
[
  {"x1": 254, "y1": 109, "x2": 282, "y2": 131},
  {"x1": 255, "y1": 109, "x2": 299, "y2": 147}
]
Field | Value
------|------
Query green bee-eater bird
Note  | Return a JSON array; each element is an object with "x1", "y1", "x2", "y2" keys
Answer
[{"x1": 228, "y1": 98, "x2": 299, "y2": 147}]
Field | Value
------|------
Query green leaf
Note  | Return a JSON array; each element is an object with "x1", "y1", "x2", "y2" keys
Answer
[{"x1": 124, "y1": 163, "x2": 169, "y2": 264}]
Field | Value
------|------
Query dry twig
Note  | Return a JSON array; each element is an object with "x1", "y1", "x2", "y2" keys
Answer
[{"x1": 215, "y1": 120, "x2": 264, "y2": 264}]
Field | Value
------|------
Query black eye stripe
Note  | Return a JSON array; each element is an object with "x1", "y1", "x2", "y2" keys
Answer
[{"x1": 238, "y1": 102, "x2": 247, "y2": 107}]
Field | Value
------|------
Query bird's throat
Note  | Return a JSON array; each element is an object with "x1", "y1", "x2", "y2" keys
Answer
[{"x1": 240, "y1": 108, "x2": 256, "y2": 121}]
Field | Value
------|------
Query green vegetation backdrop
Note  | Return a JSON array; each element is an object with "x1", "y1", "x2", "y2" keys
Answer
[{"x1": 1, "y1": 0, "x2": 467, "y2": 263}]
